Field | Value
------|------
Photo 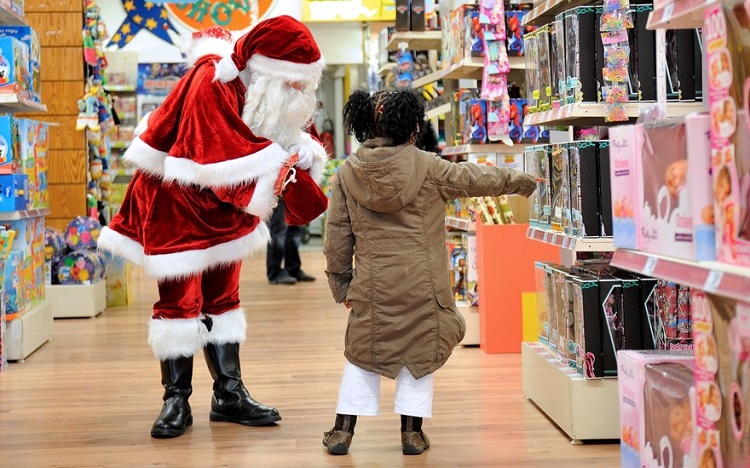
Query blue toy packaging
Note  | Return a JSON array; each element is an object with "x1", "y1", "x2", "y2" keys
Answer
[
  {"x1": 0, "y1": 173, "x2": 27, "y2": 212},
  {"x1": 462, "y1": 98, "x2": 487, "y2": 144},
  {"x1": 0, "y1": 27, "x2": 41, "y2": 102},
  {"x1": 0, "y1": 36, "x2": 28, "y2": 94},
  {"x1": 0, "y1": 116, "x2": 19, "y2": 175},
  {"x1": 4, "y1": 249, "x2": 24, "y2": 319},
  {"x1": 509, "y1": 98, "x2": 526, "y2": 143}
]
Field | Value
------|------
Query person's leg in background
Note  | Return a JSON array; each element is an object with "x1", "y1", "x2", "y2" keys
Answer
[
  {"x1": 323, "y1": 360, "x2": 381, "y2": 455},
  {"x1": 394, "y1": 367, "x2": 433, "y2": 455},
  {"x1": 285, "y1": 223, "x2": 315, "y2": 282},
  {"x1": 266, "y1": 200, "x2": 296, "y2": 285},
  {"x1": 201, "y1": 262, "x2": 281, "y2": 426},
  {"x1": 149, "y1": 275, "x2": 205, "y2": 439}
]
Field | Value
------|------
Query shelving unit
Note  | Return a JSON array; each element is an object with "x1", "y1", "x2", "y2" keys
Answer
[
  {"x1": 412, "y1": 56, "x2": 485, "y2": 88},
  {"x1": 526, "y1": 226, "x2": 615, "y2": 252},
  {"x1": 522, "y1": 342, "x2": 620, "y2": 443},
  {"x1": 0, "y1": 208, "x2": 50, "y2": 221},
  {"x1": 386, "y1": 30, "x2": 442, "y2": 51},
  {"x1": 0, "y1": 91, "x2": 46, "y2": 113},
  {"x1": 647, "y1": 0, "x2": 716, "y2": 30},
  {"x1": 521, "y1": 0, "x2": 597, "y2": 26},
  {"x1": 524, "y1": 101, "x2": 704, "y2": 127},
  {"x1": 442, "y1": 143, "x2": 528, "y2": 156},
  {"x1": 47, "y1": 281, "x2": 106, "y2": 318},
  {"x1": 425, "y1": 102, "x2": 451, "y2": 119},
  {"x1": 377, "y1": 62, "x2": 397, "y2": 77},
  {"x1": 5, "y1": 300, "x2": 52, "y2": 361}
]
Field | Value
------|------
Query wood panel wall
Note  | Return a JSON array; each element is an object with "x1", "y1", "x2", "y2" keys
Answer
[{"x1": 22, "y1": 0, "x2": 85, "y2": 231}]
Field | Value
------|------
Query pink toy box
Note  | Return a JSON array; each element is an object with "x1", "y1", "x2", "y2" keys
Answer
[
  {"x1": 610, "y1": 124, "x2": 643, "y2": 250},
  {"x1": 686, "y1": 113, "x2": 715, "y2": 261},
  {"x1": 618, "y1": 349, "x2": 696, "y2": 468}
]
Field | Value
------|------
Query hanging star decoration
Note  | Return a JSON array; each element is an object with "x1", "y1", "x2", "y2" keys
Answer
[{"x1": 109, "y1": 0, "x2": 178, "y2": 48}]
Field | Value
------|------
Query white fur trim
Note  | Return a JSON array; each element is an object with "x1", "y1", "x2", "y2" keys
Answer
[
  {"x1": 143, "y1": 224, "x2": 270, "y2": 280},
  {"x1": 97, "y1": 226, "x2": 145, "y2": 266},
  {"x1": 214, "y1": 55, "x2": 240, "y2": 83},
  {"x1": 148, "y1": 317, "x2": 204, "y2": 360},
  {"x1": 247, "y1": 54, "x2": 325, "y2": 83},
  {"x1": 133, "y1": 112, "x2": 151, "y2": 138},
  {"x1": 297, "y1": 132, "x2": 327, "y2": 184},
  {"x1": 245, "y1": 172, "x2": 279, "y2": 221},
  {"x1": 122, "y1": 137, "x2": 168, "y2": 177},
  {"x1": 163, "y1": 142, "x2": 289, "y2": 187},
  {"x1": 185, "y1": 36, "x2": 233, "y2": 68},
  {"x1": 203, "y1": 308, "x2": 247, "y2": 345}
]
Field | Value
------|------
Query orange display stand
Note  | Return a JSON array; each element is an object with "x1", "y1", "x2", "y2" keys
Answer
[{"x1": 476, "y1": 222, "x2": 560, "y2": 353}]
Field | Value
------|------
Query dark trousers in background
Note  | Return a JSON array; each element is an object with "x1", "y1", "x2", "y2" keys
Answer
[{"x1": 266, "y1": 199, "x2": 303, "y2": 282}]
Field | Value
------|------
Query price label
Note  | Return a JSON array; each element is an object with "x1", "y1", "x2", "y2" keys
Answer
[
  {"x1": 543, "y1": 231, "x2": 551, "y2": 243},
  {"x1": 642, "y1": 256, "x2": 658, "y2": 276},
  {"x1": 703, "y1": 270, "x2": 724, "y2": 293},
  {"x1": 662, "y1": 3, "x2": 674, "y2": 22}
]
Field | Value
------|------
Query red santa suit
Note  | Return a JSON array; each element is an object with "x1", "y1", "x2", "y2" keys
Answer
[{"x1": 98, "y1": 20, "x2": 328, "y2": 361}]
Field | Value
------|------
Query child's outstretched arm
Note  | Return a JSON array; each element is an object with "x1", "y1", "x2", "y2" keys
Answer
[
  {"x1": 324, "y1": 175, "x2": 354, "y2": 304},
  {"x1": 429, "y1": 156, "x2": 537, "y2": 201}
]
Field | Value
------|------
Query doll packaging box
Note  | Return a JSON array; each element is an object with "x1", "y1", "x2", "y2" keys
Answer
[
  {"x1": 549, "y1": 143, "x2": 569, "y2": 232},
  {"x1": 691, "y1": 288, "x2": 750, "y2": 467},
  {"x1": 569, "y1": 141, "x2": 603, "y2": 237},
  {"x1": 564, "y1": 7, "x2": 598, "y2": 104},
  {"x1": 639, "y1": 120, "x2": 694, "y2": 260},
  {"x1": 0, "y1": 27, "x2": 40, "y2": 102},
  {"x1": 610, "y1": 124, "x2": 644, "y2": 249},
  {"x1": 618, "y1": 350, "x2": 696, "y2": 468},
  {"x1": 707, "y1": 1, "x2": 750, "y2": 267},
  {"x1": 686, "y1": 113, "x2": 715, "y2": 261},
  {"x1": 534, "y1": 261, "x2": 552, "y2": 346},
  {"x1": 570, "y1": 273, "x2": 601, "y2": 378}
]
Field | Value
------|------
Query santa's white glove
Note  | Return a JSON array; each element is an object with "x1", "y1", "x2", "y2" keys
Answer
[{"x1": 289, "y1": 144, "x2": 314, "y2": 171}]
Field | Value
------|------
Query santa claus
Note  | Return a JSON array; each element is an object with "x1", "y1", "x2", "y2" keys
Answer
[{"x1": 98, "y1": 17, "x2": 328, "y2": 438}]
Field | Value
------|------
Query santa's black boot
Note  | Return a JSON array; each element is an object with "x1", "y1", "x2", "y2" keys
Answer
[
  {"x1": 203, "y1": 342, "x2": 281, "y2": 426},
  {"x1": 151, "y1": 356, "x2": 194, "y2": 438}
]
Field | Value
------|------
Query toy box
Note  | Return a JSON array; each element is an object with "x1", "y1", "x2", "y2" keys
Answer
[
  {"x1": 463, "y1": 233, "x2": 478, "y2": 306},
  {"x1": 613, "y1": 271, "x2": 645, "y2": 351},
  {"x1": 508, "y1": 98, "x2": 525, "y2": 143},
  {"x1": 632, "y1": 4, "x2": 657, "y2": 101},
  {"x1": 548, "y1": 264, "x2": 571, "y2": 359},
  {"x1": 638, "y1": 276, "x2": 659, "y2": 350},
  {"x1": 599, "y1": 141, "x2": 613, "y2": 236},
  {"x1": 618, "y1": 350, "x2": 695, "y2": 468},
  {"x1": 462, "y1": 98, "x2": 486, "y2": 144},
  {"x1": 536, "y1": 25, "x2": 552, "y2": 110},
  {"x1": 610, "y1": 124, "x2": 644, "y2": 249},
  {"x1": 0, "y1": 288, "x2": 5, "y2": 371},
  {"x1": 0, "y1": 173, "x2": 26, "y2": 212},
  {"x1": 526, "y1": 145, "x2": 551, "y2": 228},
  {"x1": 523, "y1": 29, "x2": 540, "y2": 112},
  {"x1": 395, "y1": 0, "x2": 409, "y2": 31},
  {"x1": 551, "y1": 15, "x2": 566, "y2": 106},
  {"x1": 533, "y1": 261, "x2": 551, "y2": 345},
  {"x1": 4, "y1": 249, "x2": 24, "y2": 319},
  {"x1": 0, "y1": 27, "x2": 40, "y2": 102},
  {"x1": 549, "y1": 143, "x2": 569, "y2": 232},
  {"x1": 564, "y1": 6, "x2": 598, "y2": 103},
  {"x1": 410, "y1": 0, "x2": 425, "y2": 31},
  {"x1": 506, "y1": 10, "x2": 530, "y2": 56},
  {"x1": 0, "y1": 116, "x2": 19, "y2": 175},
  {"x1": 0, "y1": 37, "x2": 28, "y2": 94},
  {"x1": 685, "y1": 113, "x2": 715, "y2": 261},
  {"x1": 707, "y1": 2, "x2": 750, "y2": 266},
  {"x1": 570, "y1": 273, "x2": 600, "y2": 377},
  {"x1": 691, "y1": 289, "x2": 750, "y2": 467},
  {"x1": 464, "y1": 6, "x2": 482, "y2": 59},
  {"x1": 640, "y1": 120, "x2": 694, "y2": 259},
  {"x1": 569, "y1": 141, "x2": 602, "y2": 236}
]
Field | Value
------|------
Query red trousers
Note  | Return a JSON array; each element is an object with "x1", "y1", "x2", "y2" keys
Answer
[{"x1": 153, "y1": 262, "x2": 242, "y2": 320}]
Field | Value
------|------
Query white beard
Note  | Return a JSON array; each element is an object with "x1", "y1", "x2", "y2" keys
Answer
[{"x1": 241, "y1": 74, "x2": 318, "y2": 149}]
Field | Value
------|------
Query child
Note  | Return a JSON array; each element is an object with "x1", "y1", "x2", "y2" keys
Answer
[{"x1": 322, "y1": 88, "x2": 537, "y2": 456}]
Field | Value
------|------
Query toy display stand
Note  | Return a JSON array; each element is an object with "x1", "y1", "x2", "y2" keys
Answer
[
  {"x1": 6, "y1": 300, "x2": 52, "y2": 361},
  {"x1": 46, "y1": 281, "x2": 106, "y2": 318},
  {"x1": 522, "y1": 342, "x2": 620, "y2": 444}
]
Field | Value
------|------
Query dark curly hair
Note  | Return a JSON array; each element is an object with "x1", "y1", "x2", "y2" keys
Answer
[{"x1": 342, "y1": 87, "x2": 426, "y2": 145}]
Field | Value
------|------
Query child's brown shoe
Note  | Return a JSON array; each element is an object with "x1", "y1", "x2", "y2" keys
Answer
[
  {"x1": 401, "y1": 431, "x2": 430, "y2": 455},
  {"x1": 323, "y1": 429, "x2": 353, "y2": 455}
]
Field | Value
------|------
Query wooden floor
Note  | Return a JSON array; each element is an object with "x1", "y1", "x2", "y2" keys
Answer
[{"x1": 0, "y1": 246, "x2": 620, "y2": 467}]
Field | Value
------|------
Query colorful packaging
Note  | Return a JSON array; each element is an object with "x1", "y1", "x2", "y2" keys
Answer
[
  {"x1": 638, "y1": 121, "x2": 694, "y2": 259},
  {"x1": 692, "y1": 290, "x2": 750, "y2": 467},
  {"x1": 0, "y1": 173, "x2": 26, "y2": 212},
  {"x1": 618, "y1": 350, "x2": 696, "y2": 468},
  {"x1": 523, "y1": 29, "x2": 540, "y2": 112},
  {"x1": 528, "y1": 145, "x2": 551, "y2": 228},
  {"x1": 707, "y1": 2, "x2": 750, "y2": 266},
  {"x1": 462, "y1": 98, "x2": 487, "y2": 144},
  {"x1": 506, "y1": 10, "x2": 527, "y2": 56},
  {"x1": 508, "y1": 98, "x2": 525, "y2": 143},
  {"x1": 570, "y1": 273, "x2": 600, "y2": 378},
  {"x1": 0, "y1": 36, "x2": 28, "y2": 94},
  {"x1": 536, "y1": 25, "x2": 552, "y2": 110},
  {"x1": 0, "y1": 116, "x2": 19, "y2": 175},
  {"x1": 18, "y1": 119, "x2": 49, "y2": 210},
  {"x1": 564, "y1": 7, "x2": 599, "y2": 103},
  {"x1": 685, "y1": 113, "x2": 715, "y2": 261},
  {"x1": 610, "y1": 124, "x2": 643, "y2": 249},
  {"x1": 0, "y1": 27, "x2": 41, "y2": 102},
  {"x1": 463, "y1": 233, "x2": 478, "y2": 306},
  {"x1": 549, "y1": 143, "x2": 569, "y2": 232},
  {"x1": 4, "y1": 249, "x2": 25, "y2": 318}
]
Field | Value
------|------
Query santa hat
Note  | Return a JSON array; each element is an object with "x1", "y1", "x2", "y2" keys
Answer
[
  {"x1": 183, "y1": 26, "x2": 234, "y2": 68},
  {"x1": 214, "y1": 15, "x2": 325, "y2": 84}
]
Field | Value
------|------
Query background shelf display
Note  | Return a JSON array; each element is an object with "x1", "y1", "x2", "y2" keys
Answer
[
  {"x1": 521, "y1": 0, "x2": 598, "y2": 26},
  {"x1": 526, "y1": 227, "x2": 615, "y2": 252},
  {"x1": 411, "y1": 57, "x2": 485, "y2": 88},
  {"x1": 611, "y1": 249, "x2": 750, "y2": 304},
  {"x1": 647, "y1": 0, "x2": 717, "y2": 30},
  {"x1": 522, "y1": 342, "x2": 620, "y2": 443},
  {"x1": 523, "y1": 102, "x2": 704, "y2": 127},
  {"x1": 442, "y1": 143, "x2": 528, "y2": 156},
  {"x1": 425, "y1": 102, "x2": 451, "y2": 119},
  {"x1": 386, "y1": 31, "x2": 442, "y2": 51},
  {"x1": 445, "y1": 216, "x2": 474, "y2": 232},
  {"x1": 0, "y1": 208, "x2": 50, "y2": 221},
  {"x1": 5, "y1": 300, "x2": 52, "y2": 361},
  {"x1": 0, "y1": 92, "x2": 46, "y2": 113}
]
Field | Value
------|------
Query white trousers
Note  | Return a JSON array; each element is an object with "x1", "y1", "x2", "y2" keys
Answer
[{"x1": 336, "y1": 360, "x2": 434, "y2": 418}]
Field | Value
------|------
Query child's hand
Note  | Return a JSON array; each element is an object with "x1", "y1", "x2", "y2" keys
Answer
[{"x1": 536, "y1": 177, "x2": 546, "y2": 183}]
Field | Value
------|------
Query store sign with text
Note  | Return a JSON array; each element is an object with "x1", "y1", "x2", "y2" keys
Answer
[
  {"x1": 301, "y1": 0, "x2": 395, "y2": 22},
  {"x1": 167, "y1": 0, "x2": 276, "y2": 31}
]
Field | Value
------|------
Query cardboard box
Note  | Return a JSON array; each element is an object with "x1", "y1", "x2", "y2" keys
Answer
[
  {"x1": 0, "y1": 26, "x2": 41, "y2": 102},
  {"x1": 410, "y1": 0, "x2": 425, "y2": 31},
  {"x1": 0, "y1": 37, "x2": 28, "y2": 94},
  {"x1": 395, "y1": 0, "x2": 410, "y2": 31}
]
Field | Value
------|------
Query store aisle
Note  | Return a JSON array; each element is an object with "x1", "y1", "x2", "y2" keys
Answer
[{"x1": 0, "y1": 248, "x2": 619, "y2": 467}]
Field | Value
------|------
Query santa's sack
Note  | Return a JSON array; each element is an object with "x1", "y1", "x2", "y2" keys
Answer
[{"x1": 275, "y1": 156, "x2": 328, "y2": 226}]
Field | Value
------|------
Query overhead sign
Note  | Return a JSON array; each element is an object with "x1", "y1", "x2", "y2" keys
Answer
[{"x1": 301, "y1": 0, "x2": 395, "y2": 22}]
